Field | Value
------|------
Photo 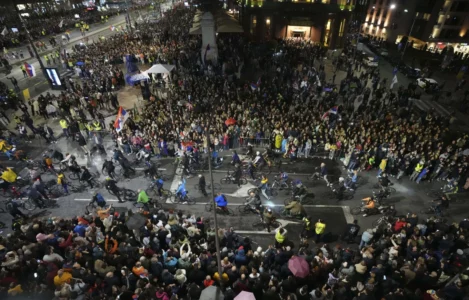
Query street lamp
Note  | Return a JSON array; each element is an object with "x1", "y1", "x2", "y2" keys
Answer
[
  {"x1": 14, "y1": 1, "x2": 52, "y2": 89},
  {"x1": 390, "y1": 4, "x2": 396, "y2": 10},
  {"x1": 401, "y1": 12, "x2": 417, "y2": 62}
]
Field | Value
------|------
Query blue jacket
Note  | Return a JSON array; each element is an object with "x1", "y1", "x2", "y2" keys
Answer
[
  {"x1": 320, "y1": 166, "x2": 328, "y2": 176},
  {"x1": 176, "y1": 178, "x2": 186, "y2": 195},
  {"x1": 232, "y1": 153, "x2": 240, "y2": 163},
  {"x1": 235, "y1": 249, "x2": 247, "y2": 265},
  {"x1": 215, "y1": 195, "x2": 227, "y2": 207},
  {"x1": 74, "y1": 224, "x2": 88, "y2": 237}
]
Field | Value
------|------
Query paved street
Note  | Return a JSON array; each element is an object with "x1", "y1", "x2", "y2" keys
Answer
[{"x1": 1, "y1": 125, "x2": 467, "y2": 249}]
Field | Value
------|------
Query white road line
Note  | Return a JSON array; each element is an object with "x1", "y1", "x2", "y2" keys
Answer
[
  {"x1": 209, "y1": 170, "x2": 313, "y2": 176},
  {"x1": 168, "y1": 169, "x2": 182, "y2": 204},
  {"x1": 74, "y1": 198, "x2": 121, "y2": 202},
  {"x1": 341, "y1": 206, "x2": 354, "y2": 223},
  {"x1": 134, "y1": 168, "x2": 167, "y2": 171},
  {"x1": 174, "y1": 203, "x2": 349, "y2": 209},
  {"x1": 235, "y1": 230, "x2": 273, "y2": 235}
]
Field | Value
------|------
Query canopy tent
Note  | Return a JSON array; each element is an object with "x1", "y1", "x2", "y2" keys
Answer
[{"x1": 146, "y1": 64, "x2": 175, "y2": 74}]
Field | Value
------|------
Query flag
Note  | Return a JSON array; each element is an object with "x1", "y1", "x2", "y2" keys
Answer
[
  {"x1": 321, "y1": 106, "x2": 338, "y2": 119},
  {"x1": 250, "y1": 77, "x2": 261, "y2": 90},
  {"x1": 114, "y1": 107, "x2": 129, "y2": 133},
  {"x1": 390, "y1": 75, "x2": 398, "y2": 89},
  {"x1": 1, "y1": 27, "x2": 8, "y2": 36},
  {"x1": 24, "y1": 62, "x2": 36, "y2": 77},
  {"x1": 58, "y1": 20, "x2": 63, "y2": 28},
  {"x1": 203, "y1": 44, "x2": 210, "y2": 65}
]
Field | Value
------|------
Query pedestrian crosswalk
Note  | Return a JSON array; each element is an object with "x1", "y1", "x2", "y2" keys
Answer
[
  {"x1": 410, "y1": 98, "x2": 452, "y2": 117},
  {"x1": 59, "y1": 69, "x2": 75, "y2": 79}
]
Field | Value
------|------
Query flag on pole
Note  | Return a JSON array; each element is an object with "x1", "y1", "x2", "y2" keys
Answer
[
  {"x1": 250, "y1": 77, "x2": 262, "y2": 90},
  {"x1": 58, "y1": 20, "x2": 64, "y2": 28},
  {"x1": 24, "y1": 62, "x2": 36, "y2": 77},
  {"x1": 114, "y1": 107, "x2": 129, "y2": 133},
  {"x1": 321, "y1": 106, "x2": 339, "y2": 119},
  {"x1": 1, "y1": 27, "x2": 8, "y2": 36},
  {"x1": 203, "y1": 44, "x2": 210, "y2": 65},
  {"x1": 390, "y1": 75, "x2": 398, "y2": 89}
]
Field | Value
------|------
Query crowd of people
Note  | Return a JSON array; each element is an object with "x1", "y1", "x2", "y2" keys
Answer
[
  {"x1": 1, "y1": 4, "x2": 469, "y2": 299},
  {"x1": 1, "y1": 198, "x2": 469, "y2": 300}
]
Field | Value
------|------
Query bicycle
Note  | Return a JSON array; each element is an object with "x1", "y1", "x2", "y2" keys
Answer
[
  {"x1": 320, "y1": 188, "x2": 354, "y2": 201},
  {"x1": 69, "y1": 171, "x2": 99, "y2": 181},
  {"x1": 271, "y1": 176, "x2": 292, "y2": 191},
  {"x1": 205, "y1": 201, "x2": 234, "y2": 215},
  {"x1": 220, "y1": 171, "x2": 247, "y2": 185},
  {"x1": 420, "y1": 204, "x2": 445, "y2": 217},
  {"x1": 169, "y1": 191, "x2": 196, "y2": 205},
  {"x1": 279, "y1": 207, "x2": 303, "y2": 220},
  {"x1": 248, "y1": 185, "x2": 278, "y2": 197},
  {"x1": 146, "y1": 184, "x2": 173, "y2": 200},
  {"x1": 252, "y1": 216, "x2": 281, "y2": 230},
  {"x1": 372, "y1": 183, "x2": 396, "y2": 193},
  {"x1": 372, "y1": 215, "x2": 397, "y2": 229},
  {"x1": 284, "y1": 193, "x2": 315, "y2": 205},
  {"x1": 85, "y1": 202, "x2": 116, "y2": 215},
  {"x1": 5, "y1": 198, "x2": 37, "y2": 211},
  {"x1": 107, "y1": 188, "x2": 136, "y2": 201},
  {"x1": 0, "y1": 185, "x2": 27, "y2": 199},
  {"x1": 133, "y1": 199, "x2": 163, "y2": 210},
  {"x1": 237, "y1": 202, "x2": 261, "y2": 214}
]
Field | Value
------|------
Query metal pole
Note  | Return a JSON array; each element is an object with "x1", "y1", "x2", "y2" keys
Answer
[
  {"x1": 401, "y1": 16, "x2": 417, "y2": 61},
  {"x1": 125, "y1": 0, "x2": 133, "y2": 33},
  {"x1": 205, "y1": 126, "x2": 224, "y2": 285},
  {"x1": 14, "y1": 3, "x2": 52, "y2": 88}
]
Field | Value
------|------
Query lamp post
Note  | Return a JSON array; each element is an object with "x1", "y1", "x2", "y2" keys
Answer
[
  {"x1": 205, "y1": 124, "x2": 224, "y2": 285},
  {"x1": 14, "y1": 1, "x2": 52, "y2": 88},
  {"x1": 401, "y1": 14, "x2": 417, "y2": 62}
]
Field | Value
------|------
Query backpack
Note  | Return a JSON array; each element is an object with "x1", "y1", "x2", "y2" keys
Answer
[{"x1": 96, "y1": 193, "x2": 105, "y2": 205}]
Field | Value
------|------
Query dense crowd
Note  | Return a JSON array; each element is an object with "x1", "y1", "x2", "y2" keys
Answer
[
  {"x1": 1, "y1": 202, "x2": 469, "y2": 300},
  {"x1": 1, "y1": 5, "x2": 469, "y2": 299}
]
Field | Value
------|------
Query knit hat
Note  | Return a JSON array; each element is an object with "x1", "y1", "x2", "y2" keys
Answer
[{"x1": 36, "y1": 233, "x2": 48, "y2": 242}]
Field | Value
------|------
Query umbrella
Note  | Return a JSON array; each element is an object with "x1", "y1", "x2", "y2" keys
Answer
[
  {"x1": 200, "y1": 286, "x2": 224, "y2": 300},
  {"x1": 126, "y1": 213, "x2": 147, "y2": 230},
  {"x1": 76, "y1": 61, "x2": 84, "y2": 66},
  {"x1": 234, "y1": 291, "x2": 255, "y2": 300},
  {"x1": 225, "y1": 118, "x2": 236, "y2": 126},
  {"x1": 288, "y1": 255, "x2": 310, "y2": 278}
]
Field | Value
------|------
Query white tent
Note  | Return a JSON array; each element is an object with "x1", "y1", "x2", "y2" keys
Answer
[{"x1": 146, "y1": 64, "x2": 175, "y2": 74}]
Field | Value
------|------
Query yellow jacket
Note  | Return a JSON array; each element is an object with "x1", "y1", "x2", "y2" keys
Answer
[
  {"x1": 59, "y1": 119, "x2": 68, "y2": 129},
  {"x1": 275, "y1": 230, "x2": 285, "y2": 243},
  {"x1": 2, "y1": 168, "x2": 17, "y2": 183},
  {"x1": 0, "y1": 140, "x2": 12, "y2": 152},
  {"x1": 315, "y1": 222, "x2": 326, "y2": 235},
  {"x1": 54, "y1": 271, "x2": 72, "y2": 286},
  {"x1": 261, "y1": 177, "x2": 268, "y2": 184},
  {"x1": 57, "y1": 174, "x2": 65, "y2": 185},
  {"x1": 415, "y1": 163, "x2": 424, "y2": 172},
  {"x1": 379, "y1": 159, "x2": 387, "y2": 171}
]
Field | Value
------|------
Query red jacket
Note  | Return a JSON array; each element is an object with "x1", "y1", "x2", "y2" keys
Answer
[{"x1": 394, "y1": 221, "x2": 406, "y2": 232}]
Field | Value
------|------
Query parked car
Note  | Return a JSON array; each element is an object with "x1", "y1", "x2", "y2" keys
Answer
[
  {"x1": 378, "y1": 48, "x2": 389, "y2": 57},
  {"x1": 417, "y1": 78, "x2": 439, "y2": 93},
  {"x1": 364, "y1": 56, "x2": 379, "y2": 67},
  {"x1": 403, "y1": 66, "x2": 421, "y2": 79}
]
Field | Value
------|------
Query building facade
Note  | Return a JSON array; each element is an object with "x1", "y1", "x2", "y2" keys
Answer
[
  {"x1": 239, "y1": 0, "x2": 355, "y2": 49},
  {"x1": 362, "y1": 0, "x2": 469, "y2": 54}
]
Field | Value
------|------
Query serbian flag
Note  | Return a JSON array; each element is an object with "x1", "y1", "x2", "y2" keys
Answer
[
  {"x1": 114, "y1": 107, "x2": 129, "y2": 133},
  {"x1": 24, "y1": 62, "x2": 36, "y2": 77},
  {"x1": 250, "y1": 77, "x2": 261, "y2": 90},
  {"x1": 321, "y1": 106, "x2": 339, "y2": 119}
]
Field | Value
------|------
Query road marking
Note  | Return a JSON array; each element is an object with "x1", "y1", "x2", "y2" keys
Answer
[
  {"x1": 235, "y1": 230, "x2": 273, "y2": 235},
  {"x1": 342, "y1": 206, "x2": 354, "y2": 223},
  {"x1": 74, "y1": 198, "x2": 121, "y2": 202},
  {"x1": 209, "y1": 169, "x2": 313, "y2": 176},
  {"x1": 134, "y1": 168, "x2": 167, "y2": 171},
  {"x1": 225, "y1": 183, "x2": 256, "y2": 197}
]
